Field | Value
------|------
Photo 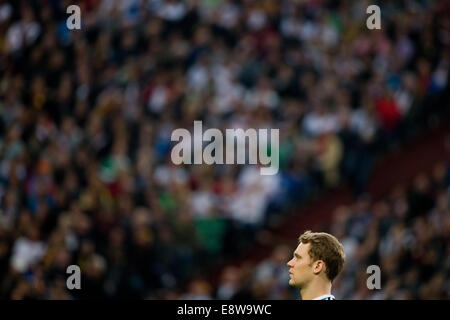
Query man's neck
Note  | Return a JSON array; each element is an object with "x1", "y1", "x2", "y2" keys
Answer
[{"x1": 300, "y1": 280, "x2": 332, "y2": 300}]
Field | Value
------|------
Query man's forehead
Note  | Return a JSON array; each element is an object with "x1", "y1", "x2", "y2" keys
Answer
[{"x1": 295, "y1": 242, "x2": 309, "y2": 254}]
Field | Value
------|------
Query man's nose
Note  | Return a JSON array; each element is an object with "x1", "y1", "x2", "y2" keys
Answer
[{"x1": 287, "y1": 259, "x2": 293, "y2": 267}]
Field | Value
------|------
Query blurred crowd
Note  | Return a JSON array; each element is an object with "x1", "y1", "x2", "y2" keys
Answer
[
  {"x1": 180, "y1": 162, "x2": 450, "y2": 300},
  {"x1": 0, "y1": 0, "x2": 449, "y2": 299}
]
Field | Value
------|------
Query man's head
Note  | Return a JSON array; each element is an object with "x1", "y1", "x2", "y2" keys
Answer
[{"x1": 287, "y1": 231, "x2": 345, "y2": 289}]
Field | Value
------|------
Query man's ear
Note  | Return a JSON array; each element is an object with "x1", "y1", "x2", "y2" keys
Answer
[{"x1": 313, "y1": 260, "x2": 326, "y2": 275}]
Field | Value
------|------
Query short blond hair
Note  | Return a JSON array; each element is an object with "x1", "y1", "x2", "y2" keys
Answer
[{"x1": 298, "y1": 230, "x2": 345, "y2": 281}]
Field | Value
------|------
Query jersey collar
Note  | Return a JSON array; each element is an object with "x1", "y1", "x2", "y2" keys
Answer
[{"x1": 312, "y1": 294, "x2": 335, "y2": 300}]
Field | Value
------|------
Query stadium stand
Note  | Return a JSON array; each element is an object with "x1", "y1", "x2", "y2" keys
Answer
[
  {"x1": 0, "y1": 0, "x2": 448, "y2": 299},
  {"x1": 201, "y1": 160, "x2": 450, "y2": 300}
]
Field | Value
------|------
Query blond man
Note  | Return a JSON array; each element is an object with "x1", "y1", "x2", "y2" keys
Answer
[{"x1": 287, "y1": 230, "x2": 346, "y2": 300}]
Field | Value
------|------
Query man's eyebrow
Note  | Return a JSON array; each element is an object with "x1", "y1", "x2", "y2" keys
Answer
[{"x1": 294, "y1": 253, "x2": 301, "y2": 258}]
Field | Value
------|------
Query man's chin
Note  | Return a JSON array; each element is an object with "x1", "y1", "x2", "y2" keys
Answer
[{"x1": 289, "y1": 279, "x2": 302, "y2": 289}]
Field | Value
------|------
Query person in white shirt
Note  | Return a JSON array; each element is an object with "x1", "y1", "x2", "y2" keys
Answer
[{"x1": 287, "y1": 230, "x2": 346, "y2": 300}]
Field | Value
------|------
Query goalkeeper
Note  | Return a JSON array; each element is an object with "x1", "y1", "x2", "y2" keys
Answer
[{"x1": 287, "y1": 230, "x2": 346, "y2": 300}]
